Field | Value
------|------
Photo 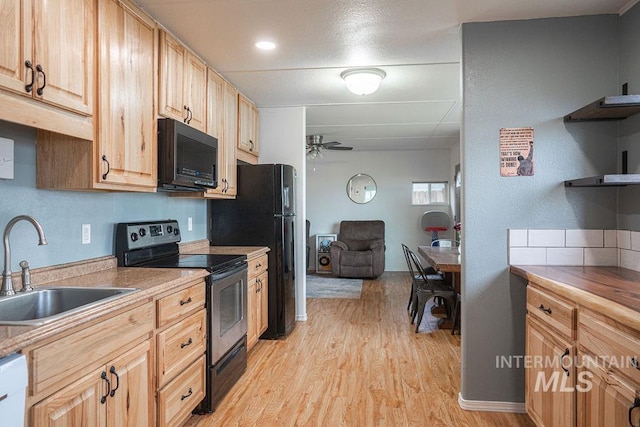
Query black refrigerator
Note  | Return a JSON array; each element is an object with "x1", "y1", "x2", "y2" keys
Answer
[{"x1": 208, "y1": 164, "x2": 296, "y2": 339}]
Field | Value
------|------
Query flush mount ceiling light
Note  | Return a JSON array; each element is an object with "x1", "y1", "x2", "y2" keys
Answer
[
  {"x1": 340, "y1": 68, "x2": 386, "y2": 95},
  {"x1": 255, "y1": 41, "x2": 277, "y2": 50}
]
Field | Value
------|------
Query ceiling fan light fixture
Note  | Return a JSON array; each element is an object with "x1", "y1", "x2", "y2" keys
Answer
[
  {"x1": 341, "y1": 68, "x2": 386, "y2": 95},
  {"x1": 306, "y1": 145, "x2": 324, "y2": 159}
]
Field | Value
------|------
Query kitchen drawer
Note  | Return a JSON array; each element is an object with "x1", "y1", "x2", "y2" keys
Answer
[
  {"x1": 527, "y1": 285, "x2": 576, "y2": 340},
  {"x1": 30, "y1": 301, "x2": 153, "y2": 396},
  {"x1": 158, "y1": 355, "x2": 206, "y2": 427},
  {"x1": 157, "y1": 280, "x2": 206, "y2": 328},
  {"x1": 247, "y1": 254, "x2": 268, "y2": 279},
  {"x1": 579, "y1": 309, "x2": 640, "y2": 385},
  {"x1": 157, "y1": 309, "x2": 206, "y2": 387}
]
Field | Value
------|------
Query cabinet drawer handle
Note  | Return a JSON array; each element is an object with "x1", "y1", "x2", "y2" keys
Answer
[
  {"x1": 101, "y1": 155, "x2": 110, "y2": 180},
  {"x1": 180, "y1": 296, "x2": 192, "y2": 306},
  {"x1": 538, "y1": 304, "x2": 552, "y2": 315},
  {"x1": 560, "y1": 348, "x2": 570, "y2": 377},
  {"x1": 100, "y1": 371, "x2": 111, "y2": 404},
  {"x1": 632, "y1": 357, "x2": 640, "y2": 371},
  {"x1": 180, "y1": 338, "x2": 193, "y2": 349},
  {"x1": 24, "y1": 60, "x2": 35, "y2": 93},
  {"x1": 35, "y1": 64, "x2": 46, "y2": 95},
  {"x1": 181, "y1": 387, "x2": 193, "y2": 401},
  {"x1": 629, "y1": 397, "x2": 640, "y2": 427},
  {"x1": 109, "y1": 366, "x2": 120, "y2": 397}
]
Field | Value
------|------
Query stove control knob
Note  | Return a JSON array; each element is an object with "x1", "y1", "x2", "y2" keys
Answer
[
  {"x1": 167, "y1": 225, "x2": 173, "y2": 234},
  {"x1": 139, "y1": 228, "x2": 146, "y2": 237},
  {"x1": 174, "y1": 228, "x2": 180, "y2": 236},
  {"x1": 130, "y1": 232, "x2": 138, "y2": 242}
]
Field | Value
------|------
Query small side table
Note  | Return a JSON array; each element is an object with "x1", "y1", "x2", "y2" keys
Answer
[{"x1": 316, "y1": 233, "x2": 337, "y2": 274}]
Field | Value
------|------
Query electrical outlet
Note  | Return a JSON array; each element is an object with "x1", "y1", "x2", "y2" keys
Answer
[
  {"x1": 188, "y1": 217, "x2": 193, "y2": 231},
  {"x1": 82, "y1": 224, "x2": 91, "y2": 244},
  {"x1": 0, "y1": 137, "x2": 14, "y2": 180}
]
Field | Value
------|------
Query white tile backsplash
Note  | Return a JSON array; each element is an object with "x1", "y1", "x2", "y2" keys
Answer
[
  {"x1": 584, "y1": 248, "x2": 618, "y2": 266},
  {"x1": 618, "y1": 230, "x2": 631, "y2": 249},
  {"x1": 508, "y1": 229, "x2": 528, "y2": 247},
  {"x1": 631, "y1": 232, "x2": 640, "y2": 251},
  {"x1": 509, "y1": 248, "x2": 547, "y2": 265},
  {"x1": 566, "y1": 229, "x2": 603, "y2": 247},
  {"x1": 604, "y1": 230, "x2": 617, "y2": 248},
  {"x1": 546, "y1": 248, "x2": 584, "y2": 266},
  {"x1": 507, "y1": 228, "x2": 640, "y2": 272},
  {"x1": 528, "y1": 229, "x2": 565, "y2": 247}
]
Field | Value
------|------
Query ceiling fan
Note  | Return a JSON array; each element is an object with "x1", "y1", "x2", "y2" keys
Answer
[{"x1": 306, "y1": 135, "x2": 353, "y2": 159}]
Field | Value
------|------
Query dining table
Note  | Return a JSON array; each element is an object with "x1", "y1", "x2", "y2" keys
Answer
[{"x1": 417, "y1": 245, "x2": 461, "y2": 332}]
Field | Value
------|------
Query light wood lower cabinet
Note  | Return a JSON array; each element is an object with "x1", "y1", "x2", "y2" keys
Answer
[
  {"x1": 32, "y1": 340, "x2": 152, "y2": 427},
  {"x1": 247, "y1": 253, "x2": 269, "y2": 350},
  {"x1": 155, "y1": 280, "x2": 207, "y2": 426},
  {"x1": 27, "y1": 301, "x2": 154, "y2": 427},
  {"x1": 525, "y1": 283, "x2": 640, "y2": 427},
  {"x1": 526, "y1": 317, "x2": 576, "y2": 427}
]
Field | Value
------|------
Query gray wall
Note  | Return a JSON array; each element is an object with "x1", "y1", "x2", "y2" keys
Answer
[
  {"x1": 0, "y1": 121, "x2": 207, "y2": 272},
  {"x1": 461, "y1": 15, "x2": 619, "y2": 403},
  {"x1": 618, "y1": 4, "x2": 640, "y2": 230},
  {"x1": 306, "y1": 148, "x2": 453, "y2": 272}
]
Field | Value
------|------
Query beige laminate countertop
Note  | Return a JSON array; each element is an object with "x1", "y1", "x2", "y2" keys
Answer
[
  {"x1": 0, "y1": 259, "x2": 208, "y2": 359},
  {"x1": 511, "y1": 265, "x2": 640, "y2": 330},
  {"x1": 180, "y1": 239, "x2": 269, "y2": 258}
]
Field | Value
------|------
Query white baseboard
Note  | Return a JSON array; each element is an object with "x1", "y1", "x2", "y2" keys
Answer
[
  {"x1": 296, "y1": 314, "x2": 308, "y2": 321},
  {"x1": 458, "y1": 393, "x2": 526, "y2": 413}
]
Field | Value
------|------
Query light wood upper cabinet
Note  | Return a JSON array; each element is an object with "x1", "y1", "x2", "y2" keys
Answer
[
  {"x1": 237, "y1": 93, "x2": 259, "y2": 163},
  {"x1": 159, "y1": 29, "x2": 207, "y2": 132},
  {"x1": 96, "y1": 0, "x2": 157, "y2": 189},
  {"x1": 205, "y1": 70, "x2": 237, "y2": 197},
  {"x1": 36, "y1": 0, "x2": 157, "y2": 192},
  {"x1": 0, "y1": 0, "x2": 94, "y2": 139}
]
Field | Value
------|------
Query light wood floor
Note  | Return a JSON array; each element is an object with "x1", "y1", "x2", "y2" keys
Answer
[{"x1": 185, "y1": 272, "x2": 535, "y2": 426}]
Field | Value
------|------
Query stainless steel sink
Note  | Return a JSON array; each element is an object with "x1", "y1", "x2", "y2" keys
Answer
[{"x1": 0, "y1": 287, "x2": 138, "y2": 326}]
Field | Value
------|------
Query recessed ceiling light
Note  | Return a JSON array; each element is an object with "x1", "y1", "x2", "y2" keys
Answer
[{"x1": 255, "y1": 41, "x2": 276, "y2": 50}]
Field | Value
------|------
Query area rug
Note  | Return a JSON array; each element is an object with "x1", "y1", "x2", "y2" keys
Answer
[{"x1": 306, "y1": 274, "x2": 363, "y2": 298}]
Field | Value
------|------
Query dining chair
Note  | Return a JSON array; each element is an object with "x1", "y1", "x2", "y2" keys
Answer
[
  {"x1": 401, "y1": 244, "x2": 442, "y2": 318},
  {"x1": 407, "y1": 249, "x2": 455, "y2": 332}
]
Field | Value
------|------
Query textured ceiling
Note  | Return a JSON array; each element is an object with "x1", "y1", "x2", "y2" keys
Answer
[{"x1": 135, "y1": 0, "x2": 635, "y2": 151}]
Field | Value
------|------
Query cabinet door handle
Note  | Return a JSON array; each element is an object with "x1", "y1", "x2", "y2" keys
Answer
[
  {"x1": 100, "y1": 371, "x2": 111, "y2": 404},
  {"x1": 35, "y1": 64, "x2": 46, "y2": 95},
  {"x1": 180, "y1": 338, "x2": 193, "y2": 349},
  {"x1": 629, "y1": 397, "x2": 640, "y2": 427},
  {"x1": 24, "y1": 61, "x2": 35, "y2": 93},
  {"x1": 180, "y1": 296, "x2": 192, "y2": 306},
  {"x1": 184, "y1": 105, "x2": 192, "y2": 124},
  {"x1": 101, "y1": 155, "x2": 110, "y2": 180},
  {"x1": 632, "y1": 357, "x2": 640, "y2": 371},
  {"x1": 109, "y1": 366, "x2": 120, "y2": 397},
  {"x1": 181, "y1": 387, "x2": 193, "y2": 401},
  {"x1": 249, "y1": 140, "x2": 254, "y2": 151},
  {"x1": 560, "y1": 348, "x2": 570, "y2": 377},
  {"x1": 538, "y1": 304, "x2": 552, "y2": 315}
]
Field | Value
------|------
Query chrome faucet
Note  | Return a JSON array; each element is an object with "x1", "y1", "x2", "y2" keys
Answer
[{"x1": 1, "y1": 215, "x2": 48, "y2": 296}]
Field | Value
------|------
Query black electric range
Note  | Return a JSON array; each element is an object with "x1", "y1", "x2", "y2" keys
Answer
[{"x1": 114, "y1": 220, "x2": 248, "y2": 413}]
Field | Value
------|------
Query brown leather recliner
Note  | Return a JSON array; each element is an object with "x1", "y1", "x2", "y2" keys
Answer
[{"x1": 330, "y1": 220, "x2": 385, "y2": 278}]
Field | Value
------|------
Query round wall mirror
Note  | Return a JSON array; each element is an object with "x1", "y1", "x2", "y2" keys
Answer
[{"x1": 347, "y1": 173, "x2": 377, "y2": 204}]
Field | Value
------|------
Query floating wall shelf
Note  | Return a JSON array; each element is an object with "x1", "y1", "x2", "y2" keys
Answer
[
  {"x1": 564, "y1": 95, "x2": 640, "y2": 122},
  {"x1": 564, "y1": 174, "x2": 640, "y2": 187}
]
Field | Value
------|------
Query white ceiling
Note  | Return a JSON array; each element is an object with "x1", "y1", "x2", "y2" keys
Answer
[{"x1": 134, "y1": 0, "x2": 635, "y2": 152}]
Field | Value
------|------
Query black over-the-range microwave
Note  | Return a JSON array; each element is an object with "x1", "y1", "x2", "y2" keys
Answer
[{"x1": 157, "y1": 118, "x2": 218, "y2": 191}]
